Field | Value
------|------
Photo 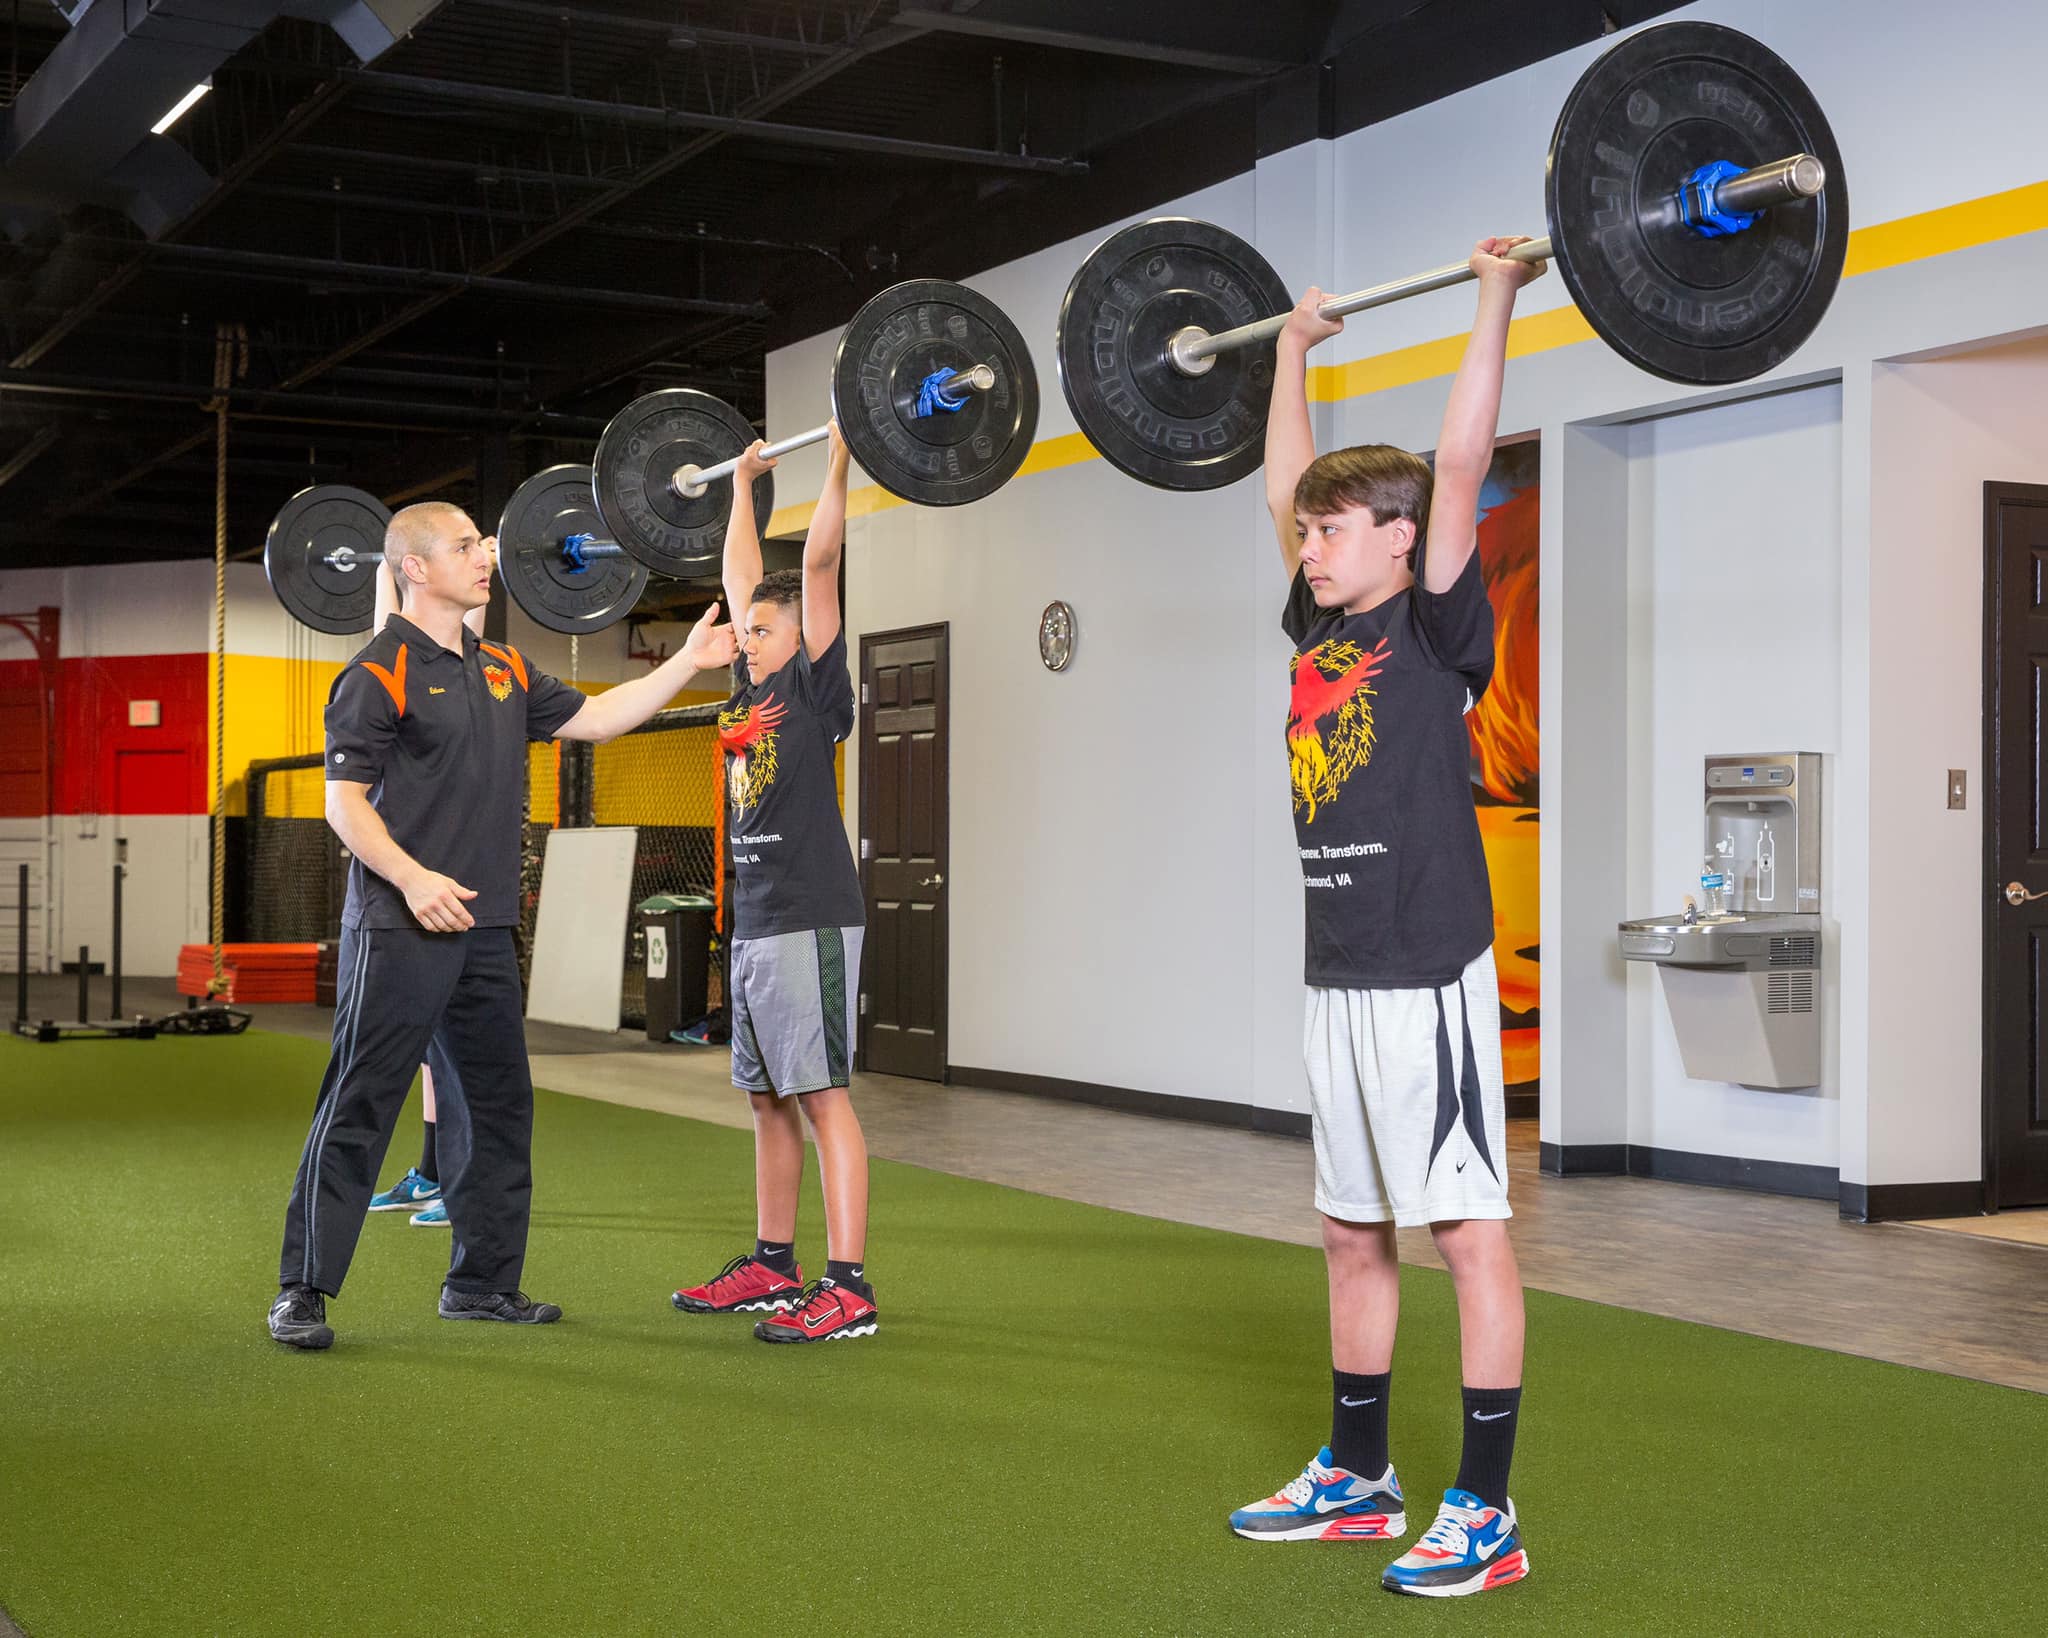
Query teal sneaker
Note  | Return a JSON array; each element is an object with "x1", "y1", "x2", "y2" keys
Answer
[
  {"x1": 369, "y1": 1169, "x2": 440, "y2": 1212},
  {"x1": 409, "y1": 1199, "x2": 450, "y2": 1227}
]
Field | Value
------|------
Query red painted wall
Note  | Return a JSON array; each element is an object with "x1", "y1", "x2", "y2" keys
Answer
[{"x1": 0, "y1": 653, "x2": 209, "y2": 817}]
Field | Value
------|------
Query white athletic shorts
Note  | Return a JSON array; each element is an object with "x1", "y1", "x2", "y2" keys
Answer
[{"x1": 1303, "y1": 945, "x2": 1511, "y2": 1228}]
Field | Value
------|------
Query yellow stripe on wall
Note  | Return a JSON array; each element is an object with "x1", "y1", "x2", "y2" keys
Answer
[
  {"x1": 210, "y1": 654, "x2": 341, "y2": 817},
  {"x1": 1842, "y1": 177, "x2": 2048, "y2": 279},
  {"x1": 764, "y1": 176, "x2": 2048, "y2": 534}
]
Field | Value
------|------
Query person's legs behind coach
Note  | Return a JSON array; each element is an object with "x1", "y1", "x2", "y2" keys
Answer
[{"x1": 426, "y1": 926, "x2": 558, "y2": 1325}]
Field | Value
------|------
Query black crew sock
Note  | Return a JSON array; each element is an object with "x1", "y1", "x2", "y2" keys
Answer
[
  {"x1": 417, "y1": 1121, "x2": 438, "y2": 1185},
  {"x1": 1454, "y1": 1386, "x2": 1522, "y2": 1512},
  {"x1": 824, "y1": 1258, "x2": 872, "y2": 1299},
  {"x1": 753, "y1": 1238, "x2": 797, "y2": 1276},
  {"x1": 1330, "y1": 1370, "x2": 1391, "y2": 1478}
]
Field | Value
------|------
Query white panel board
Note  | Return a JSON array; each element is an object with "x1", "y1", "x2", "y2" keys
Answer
[{"x1": 526, "y1": 827, "x2": 638, "y2": 1032}]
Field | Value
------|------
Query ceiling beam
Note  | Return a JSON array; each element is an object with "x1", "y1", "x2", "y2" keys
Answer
[
  {"x1": 0, "y1": 366, "x2": 606, "y2": 431},
  {"x1": 894, "y1": 1, "x2": 1294, "y2": 75},
  {"x1": 0, "y1": 426, "x2": 59, "y2": 489},
  {"x1": 286, "y1": 142, "x2": 618, "y2": 191},
  {"x1": 236, "y1": 182, "x2": 857, "y2": 274},
  {"x1": 462, "y1": 2, "x2": 850, "y2": 56},
  {"x1": 85, "y1": 241, "x2": 770, "y2": 319},
  {"x1": 336, "y1": 68, "x2": 1090, "y2": 176}
]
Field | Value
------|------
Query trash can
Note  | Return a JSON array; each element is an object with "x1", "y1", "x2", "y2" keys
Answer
[{"x1": 637, "y1": 893, "x2": 714, "y2": 1044}]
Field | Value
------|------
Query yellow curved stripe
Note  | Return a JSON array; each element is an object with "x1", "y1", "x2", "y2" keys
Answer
[{"x1": 768, "y1": 177, "x2": 2048, "y2": 535}]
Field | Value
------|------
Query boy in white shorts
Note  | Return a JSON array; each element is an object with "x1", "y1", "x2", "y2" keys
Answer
[
  {"x1": 667, "y1": 423, "x2": 877, "y2": 1346},
  {"x1": 1225, "y1": 240, "x2": 1545, "y2": 1598}
]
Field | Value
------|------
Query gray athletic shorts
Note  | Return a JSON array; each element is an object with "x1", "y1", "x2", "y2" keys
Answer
[{"x1": 729, "y1": 925, "x2": 864, "y2": 1096}]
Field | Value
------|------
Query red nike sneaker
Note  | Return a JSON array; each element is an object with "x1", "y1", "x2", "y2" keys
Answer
[
  {"x1": 671, "y1": 1255, "x2": 803, "y2": 1314},
  {"x1": 753, "y1": 1278, "x2": 878, "y2": 1344}
]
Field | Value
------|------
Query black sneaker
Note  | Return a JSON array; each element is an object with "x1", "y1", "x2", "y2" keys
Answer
[
  {"x1": 438, "y1": 1287, "x2": 562, "y2": 1324},
  {"x1": 268, "y1": 1284, "x2": 334, "y2": 1350}
]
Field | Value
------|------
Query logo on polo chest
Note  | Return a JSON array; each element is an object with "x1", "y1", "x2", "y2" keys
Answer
[{"x1": 482, "y1": 661, "x2": 513, "y2": 702}]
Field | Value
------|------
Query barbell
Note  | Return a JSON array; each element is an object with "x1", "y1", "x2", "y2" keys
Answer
[
  {"x1": 593, "y1": 276, "x2": 1039, "y2": 574},
  {"x1": 263, "y1": 280, "x2": 1044, "y2": 638},
  {"x1": 261, "y1": 464, "x2": 651, "y2": 637},
  {"x1": 1056, "y1": 21, "x2": 1850, "y2": 491}
]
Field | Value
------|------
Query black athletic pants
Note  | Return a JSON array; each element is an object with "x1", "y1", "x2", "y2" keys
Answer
[{"x1": 279, "y1": 924, "x2": 533, "y2": 1297}]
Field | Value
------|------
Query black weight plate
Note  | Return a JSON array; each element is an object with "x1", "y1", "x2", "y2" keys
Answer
[
  {"x1": 263, "y1": 484, "x2": 389, "y2": 635},
  {"x1": 1055, "y1": 218, "x2": 1293, "y2": 492},
  {"x1": 497, "y1": 464, "x2": 650, "y2": 637},
  {"x1": 1545, "y1": 21, "x2": 1848, "y2": 385},
  {"x1": 831, "y1": 278, "x2": 1039, "y2": 507},
  {"x1": 591, "y1": 389, "x2": 773, "y2": 577}
]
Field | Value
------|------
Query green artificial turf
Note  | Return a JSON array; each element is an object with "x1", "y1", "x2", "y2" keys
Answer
[{"x1": 1, "y1": 1030, "x2": 2042, "y2": 1637}]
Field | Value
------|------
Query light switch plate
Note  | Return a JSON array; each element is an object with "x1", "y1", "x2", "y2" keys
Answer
[{"x1": 1948, "y1": 770, "x2": 1967, "y2": 810}]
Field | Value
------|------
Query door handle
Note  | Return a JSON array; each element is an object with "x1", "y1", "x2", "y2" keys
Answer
[
  {"x1": 920, "y1": 873, "x2": 945, "y2": 888},
  {"x1": 2004, "y1": 881, "x2": 2047, "y2": 906}
]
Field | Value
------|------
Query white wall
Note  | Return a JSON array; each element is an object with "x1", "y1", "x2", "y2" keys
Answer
[
  {"x1": 1863, "y1": 337, "x2": 2048, "y2": 1186},
  {"x1": 840, "y1": 173, "x2": 1264, "y2": 1096},
  {"x1": 1626, "y1": 385, "x2": 1845, "y2": 1169},
  {"x1": 57, "y1": 817, "x2": 210, "y2": 983},
  {"x1": 751, "y1": 0, "x2": 2048, "y2": 1186}
]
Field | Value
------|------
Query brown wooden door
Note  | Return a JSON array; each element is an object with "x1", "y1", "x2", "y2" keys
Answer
[
  {"x1": 858, "y1": 625, "x2": 948, "y2": 1081},
  {"x1": 1985, "y1": 480, "x2": 2048, "y2": 1209}
]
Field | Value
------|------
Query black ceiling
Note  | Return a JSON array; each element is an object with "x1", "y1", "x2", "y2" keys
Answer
[{"x1": 0, "y1": 0, "x2": 1685, "y2": 572}]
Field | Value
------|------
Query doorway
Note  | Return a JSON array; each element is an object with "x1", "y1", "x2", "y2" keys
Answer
[{"x1": 857, "y1": 624, "x2": 949, "y2": 1081}]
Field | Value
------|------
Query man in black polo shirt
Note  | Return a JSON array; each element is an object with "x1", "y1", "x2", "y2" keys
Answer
[{"x1": 268, "y1": 501, "x2": 736, "y2": 1350}]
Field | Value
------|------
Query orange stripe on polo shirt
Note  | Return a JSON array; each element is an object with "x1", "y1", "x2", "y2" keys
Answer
[{"x1": 359, "y1": 644, "x2": 408, "y2": 718}]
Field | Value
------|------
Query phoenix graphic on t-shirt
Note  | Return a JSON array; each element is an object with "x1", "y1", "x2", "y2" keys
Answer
[
  {"x1": 481, "y1": 661, "x2": 513, "y2": 702},
  {"x1": 719, "y1": 694, "x2": 788, "y2": 819},
  {"x1": 1287, "y1": 636, "x2": 1391, "y2": 822}
]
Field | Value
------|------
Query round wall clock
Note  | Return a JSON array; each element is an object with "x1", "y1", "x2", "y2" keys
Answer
[{"x1": 1038, "y1": 600, "x2": 1075, "y2": 672}]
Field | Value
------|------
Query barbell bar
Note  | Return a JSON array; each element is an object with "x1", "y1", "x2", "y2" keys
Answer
[
  {"x1": 593, "y1": 278, "x2": 1040, "y2": 576},
  {"x1": 668, "y1": 364, "x2": 997, "y2": 498},
  {"x1": 1055, "y1": 21, "x2": 1850, "y2": 492},
  {"x1": 1165, "y1": 153, "x2": 1828, "y2": 376},
  {"x1": 262, "y1": 466, "x2": 655, "y2": 638}
]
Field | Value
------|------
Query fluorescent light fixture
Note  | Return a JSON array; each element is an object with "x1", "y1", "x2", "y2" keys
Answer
[{"x1": 150, "y1": 79, "x2": 212, "y2": 136}]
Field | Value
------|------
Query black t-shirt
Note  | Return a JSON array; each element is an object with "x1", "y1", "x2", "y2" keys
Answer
[
  {"x1": 720, "y1": 628, "x2": 864, "y2": 939},
  {"x1": 1282, "y1": 551, "x2": 1496, "y2": 988},
  {"x1": 325, "y1": 616, "x2": 585, "y2": 930}
]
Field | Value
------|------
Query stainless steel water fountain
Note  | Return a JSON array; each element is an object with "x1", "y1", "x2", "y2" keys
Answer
[{"x1": 1618, "y1": 754, "x2": 1823, "y2": 1089}]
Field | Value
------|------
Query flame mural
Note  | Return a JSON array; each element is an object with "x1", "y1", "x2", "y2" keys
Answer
[{"x1": 1465, "y1": 441, "x2": 1540, "y2": 1093}]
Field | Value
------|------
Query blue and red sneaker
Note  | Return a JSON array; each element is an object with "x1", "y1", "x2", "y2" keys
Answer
[
  {"x1": 1227, "y1": 1448, "x2": 1406, "y2": 1542},
  {"x1": 671, "y1": 1255, "x2": 803, "y2": 1314},
  {"x1": 1381, "y1": 1489, "x2": 1528, "y2": 1596}
]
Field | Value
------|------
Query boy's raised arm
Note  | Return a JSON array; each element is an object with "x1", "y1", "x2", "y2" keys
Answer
[
  {"x1": 1266, "y1": 290, "x2": 1345, "y2": 575},
  {"x1": 722, "y1": 443, "x2": 773, "y2": 634},
  {"x1": 1422, "y1": 237, "x2": 1546, "y2": 595},
  {"x1": 801, "y1": 421, "x2": 850, "y2": 662}
]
